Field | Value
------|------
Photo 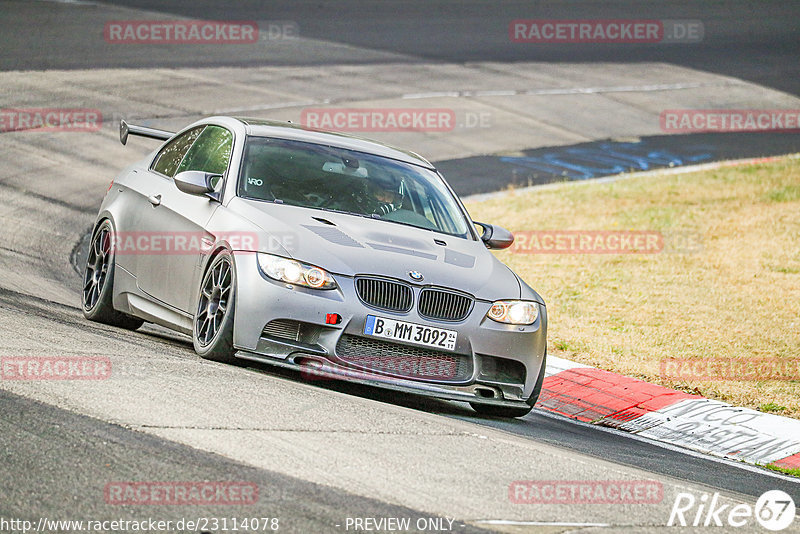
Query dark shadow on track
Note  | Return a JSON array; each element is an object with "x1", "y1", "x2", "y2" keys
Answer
[
  {"x1": 80, "y1": 1, "x2": 800, "y2": 96},
  {"x1": 436, "y1": 132, "x2": 800, "y2": 196}
]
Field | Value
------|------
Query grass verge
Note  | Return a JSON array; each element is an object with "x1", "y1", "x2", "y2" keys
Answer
[
  {"x1": 464, "y1": 155, "x2": 800, "y2": 417},
  {"x1": 765, "y1": 463, "x2": 800, "y2": 477}
]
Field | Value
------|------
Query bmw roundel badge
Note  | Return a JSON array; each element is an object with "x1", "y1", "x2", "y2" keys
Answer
[{"x1": 408, "y1": 270, "x2": 424, "y2": 281}]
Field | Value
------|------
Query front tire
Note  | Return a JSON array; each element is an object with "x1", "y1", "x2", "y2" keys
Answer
[
  {"x1": 82, "y1": 220, "x2": 144, "y2": 330},
  {"x1": 193, "y1": 251, "x2": 236, "y2": 363}
]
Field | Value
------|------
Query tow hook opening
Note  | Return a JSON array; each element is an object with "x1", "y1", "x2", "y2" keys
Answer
[{"x1": 475, "y1": 387, "x2": 498, "y2": 399}]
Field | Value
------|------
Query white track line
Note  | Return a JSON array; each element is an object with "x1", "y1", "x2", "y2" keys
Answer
[
  {"x1": 402, "y1": 82, "x2": 733, "y2": 100},
  {"x1": 473, "y1": 519, "x2": 611, "y2": 527},
  {"x1": 210, "y1": 81, "x2": 738, "y2": 115}
]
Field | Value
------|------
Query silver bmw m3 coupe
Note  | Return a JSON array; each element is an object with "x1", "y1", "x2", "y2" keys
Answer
[{"x1": 82, "y1": 116, "x2": 547, "y2": 417}]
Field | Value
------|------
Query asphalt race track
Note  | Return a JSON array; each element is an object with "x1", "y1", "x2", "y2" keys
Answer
[{"x1": 1, "y1": 1, "x2": 800, "y2": 532}]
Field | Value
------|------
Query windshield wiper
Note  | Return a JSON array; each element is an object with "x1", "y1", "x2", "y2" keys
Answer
[
  {"x1": 312, "y1": 206, "x2": 375, "y2": 220},
  {"x1": 366, "y1": 215, "x2": 465, "y2": 238}
]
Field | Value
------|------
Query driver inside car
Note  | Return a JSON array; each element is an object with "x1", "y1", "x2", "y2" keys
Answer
[{"x1": 367, "y1": 175, "x2": 404, "y2": 216}]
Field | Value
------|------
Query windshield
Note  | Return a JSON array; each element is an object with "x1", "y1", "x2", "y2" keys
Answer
[{"x1": 238, "y1": 137, "x2": 471, "y2": 238}]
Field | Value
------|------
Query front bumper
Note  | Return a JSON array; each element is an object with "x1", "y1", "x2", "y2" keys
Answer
[{"x1": 231, "y1": 252, "x2": 547, "y2": 406}]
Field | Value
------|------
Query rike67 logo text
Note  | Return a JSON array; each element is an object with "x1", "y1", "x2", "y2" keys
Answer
[{"x1": 668, "y1": 490, "x2": 795, "y2": 531}]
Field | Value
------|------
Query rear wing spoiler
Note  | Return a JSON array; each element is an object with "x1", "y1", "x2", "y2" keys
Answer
[{"x1": 119, "y1": 119, "x2": 174, "y2": 145}]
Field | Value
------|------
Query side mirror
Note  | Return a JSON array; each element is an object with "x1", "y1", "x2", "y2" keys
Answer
[
  {"x1": 173, "y1": 170, "x2": 222, "y2": 200},
  {"x1": 120, "y1": 120, "x2": 129, "y2": 145},
  {"x1": 474, "y1": 221, "x2": 514, "y2": 250}
]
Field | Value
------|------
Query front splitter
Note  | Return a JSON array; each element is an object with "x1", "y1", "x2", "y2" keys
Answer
[{"x1": 233, "y1": 350, "x2": 531, "y2": 409}]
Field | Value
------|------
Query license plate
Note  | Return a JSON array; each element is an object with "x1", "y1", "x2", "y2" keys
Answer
[{"x1": 364, "y1": 315, "x2": 457, "y2": 351}]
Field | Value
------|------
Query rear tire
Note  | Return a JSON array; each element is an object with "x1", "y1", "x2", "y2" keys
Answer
[
  {"x1": 470, "y1": 351, "x2": 547, "y2": 418},
  {"x1": 82, "y1": 220, "x2": 144, "y2": 330},
  {"x1": 193, "y1": 251, "x2": 237, "y2": 363}
]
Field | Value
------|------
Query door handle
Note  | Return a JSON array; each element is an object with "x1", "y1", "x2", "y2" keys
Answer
[{"x1": 148, "y1": 194, "x2": 162, "y2": 206}]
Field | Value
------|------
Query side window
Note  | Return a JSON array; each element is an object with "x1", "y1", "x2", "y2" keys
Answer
[
  {"x1": 151, "y1": 126, "x2": 205, "y2": 177},
  {"x1": 176, "y1": 126, "x2": 233, "y2": 183}
]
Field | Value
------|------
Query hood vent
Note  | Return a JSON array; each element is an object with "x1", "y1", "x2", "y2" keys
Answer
[
  {"x1": 444, "y1": 248, "x2": 475, "y2": 268},
  {"x1": 303, "y1": 225, "x2": 364, "y2": 248},
  {"x1": 368, "y1": 242, "x2": 437, "y2": 260}
]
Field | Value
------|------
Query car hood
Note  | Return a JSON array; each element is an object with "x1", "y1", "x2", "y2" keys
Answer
[{"x1": 226, "y1": 198, "x2": 522, "y2": 301}]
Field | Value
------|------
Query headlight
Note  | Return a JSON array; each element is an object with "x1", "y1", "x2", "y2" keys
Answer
[
  {"x1": 486, "y1": 300, "x2": 539, "y2": 325},
  {"x1": 257, "y1": 253, "x2": 337, "y2": 290}
]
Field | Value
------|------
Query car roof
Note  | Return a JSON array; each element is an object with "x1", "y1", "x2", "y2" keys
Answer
[{"x1": 232, "y1": 117, "x2": 435, "y2": 169}]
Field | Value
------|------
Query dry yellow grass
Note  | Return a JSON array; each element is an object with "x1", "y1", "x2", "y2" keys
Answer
[{"x1": 464, "y1": 156, "x2": 800, "y2": 417}]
